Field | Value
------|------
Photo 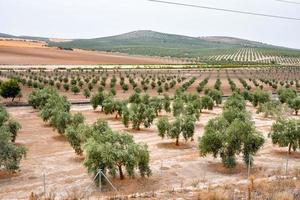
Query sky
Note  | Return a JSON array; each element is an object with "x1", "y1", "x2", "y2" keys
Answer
[{"x1": 0, "y1": 0, "x2": 300, "y2": 49}]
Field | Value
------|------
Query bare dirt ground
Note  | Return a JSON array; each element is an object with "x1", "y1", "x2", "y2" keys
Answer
[
  {"x1": 0, "y1": 40, "x2": 176, "y2": 65},
  {"x1": 1, "y1": 103, "x2": 299, "y2": 199}
]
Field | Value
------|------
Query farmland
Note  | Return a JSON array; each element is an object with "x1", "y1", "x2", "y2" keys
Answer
[
  {"x1": 2, "y1": 30, "x2": 300, "y2": 65},
  {"x1": 206, "y1": 48, "x2": 300, "y2": 65},
  {"x1": 0, "y1": 65, "x2": 300, "y2": 199}
]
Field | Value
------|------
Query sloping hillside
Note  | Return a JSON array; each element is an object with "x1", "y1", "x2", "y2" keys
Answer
[
  {"x1": 48, "y1": 30, "x2": 300, "y2": 60},
  {"x1": 200, "y1": 36, "x2": 275, "y2": 48},
  {"x1": 2, "y1": 30, "x2": 300, "y2": 64}
]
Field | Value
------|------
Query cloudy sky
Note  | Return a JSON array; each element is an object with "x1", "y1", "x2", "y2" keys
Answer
[{"x1": 1, "y1": 0, "x2": 300, "y2": 48}]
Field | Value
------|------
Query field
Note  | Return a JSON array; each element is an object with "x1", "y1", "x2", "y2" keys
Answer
[
  {"x1": 206, "y1": 48, "x2": 300, "y2": 65},
  {"x1": 0, "y1": 66, "x2": 299, "y2": 103},
  {"x1": 0, "y1": 66, "x2": 300, "y2": 199},
  {"x1": 0, "y1": 39, "x2": 178, "y2": 65}
]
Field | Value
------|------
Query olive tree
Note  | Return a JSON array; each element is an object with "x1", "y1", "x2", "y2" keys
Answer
[
  {"x1": 252, "y1": 89, "x2": 270, "y2": 107},
  {"x1": 84, "y1": 121, "x2": 151, "y2": 182},
  {"x1": 172, "y1": 98, "x2": 184, "y2": 117},
  {"x1": 90, "y1": 92, "x2": 105, "y2": 110},
  {"x1": 277, "y1": 88, "x2": 297, "y2": 104},
  {"x1": 28, "y1": 87, "x2": 57, "y2": 109},
  {"x1": 269, "y1": 119, "x2": 300, "y2": 154},
  {"x1": 257, "y1": 100, "x2": 283, "y2": 118},
  {"x1": 71, "y1": 85, "x2": 80, "y2": 95},
  {"x1": 289, "y1": 97, "x2": 300, "y2": 115},
  {"x1": 205, "y1": 88, "x2": 223, "y2": 105},
  {"x1": 102, "y1": 97, "x2": 126, "y2": 119},
  {"x1": 201, "y1": 95, "x2": 214, "y2": 110},
  {"x1": 0, "y1": 105, "x2": 26, "y2": 172},
  {"x1": 150, "y1": 97, "x2": 163, "y2": 116},
  {"x1": 65, "y1": 113, "x2": 86, "y2": 155},
  {"x1": 83, "y1": 88, "x2": 90, "y2": 98},
  {"x1": 0, "y1": 79, "x2": 21, "y2": 101},
  {"x1": 199, "y1": 114, "x2": 264, "y2": 168},
  {"x1": 129, "y1": 103, "x2": 156, "y2": 130},
  {"x1": 156, "y1": 115, "x2": 195, "y2": 145},
  {"x1": 163, "y1": 94, "x2": 171, "y2": 113},
  {"x1": 198, "y1": 93, "x2": 264, "y2": 168}
]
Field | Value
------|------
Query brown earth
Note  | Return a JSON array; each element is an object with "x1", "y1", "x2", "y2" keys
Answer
[
  {"x1": 0, "y1": 40, "x2": 178, "y2": 65},
  {"x1": 0, "y1": 67, "x2": 299, "y2": 199},
  {"x1": 0, "y1": 103, "x2": 299, "y2": 199}
]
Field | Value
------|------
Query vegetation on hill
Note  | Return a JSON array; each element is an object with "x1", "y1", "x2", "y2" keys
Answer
[
  {"x1": 47, "y1": 30, "x2": 300, "y2": 63},
  {"x1": 2, "y1": 30, "x2": 300, "y2": 64}
]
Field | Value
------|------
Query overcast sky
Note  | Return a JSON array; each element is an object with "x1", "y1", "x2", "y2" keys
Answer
[{"x1": 0, "y1": 0, "x2": 300, "y2": 48}]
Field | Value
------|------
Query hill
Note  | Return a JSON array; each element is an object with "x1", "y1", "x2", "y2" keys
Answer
[
  {"x1": 47, "y1": 30, "x2": 300, "y2": 63},
  {"x1": 1, "y1": 30, "x2": 300, "y2": 65},
  {"x1": 48, "y1": 30, "x2": 236, "y2": 57}
]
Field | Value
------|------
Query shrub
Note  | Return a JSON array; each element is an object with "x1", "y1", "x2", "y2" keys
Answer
[{"x1": 0, "y1": 79, "x2": 21, "y2": 101}]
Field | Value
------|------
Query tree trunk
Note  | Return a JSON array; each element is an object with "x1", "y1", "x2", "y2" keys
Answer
[
  {"x1": 118, "y1": 165, "x2": 124, "y2": 180},
  {"x1": 137, "y1": 123, "x2": 140, "y2": 131},
  {"x1": 12, "y1": 97, "x2": 15, "y2": 102},
  {"x1": 296, "y1": 110, "x2": 298, "y2": 116},
  {"x1": 115, "y1": 114, "x2": 118, "y2": 119},
  {"x1": 175, "y1": 137, "x2": 179, "y2": 146},
  {"x1": 288, "y1": 143, "x2": 292, "y2": 154}
]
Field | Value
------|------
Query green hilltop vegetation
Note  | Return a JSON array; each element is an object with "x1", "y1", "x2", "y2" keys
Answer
[{"x1": 46, "y1": 30, "x2": 300, "y2": 60}]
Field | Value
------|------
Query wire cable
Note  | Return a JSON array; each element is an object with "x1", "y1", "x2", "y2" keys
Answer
[
  {"x1": 148, "y1": 0, "x2": 300, "y2": 21},
  {"x1": 275, "y1": 0, "x2": 300, "y2": 5}
]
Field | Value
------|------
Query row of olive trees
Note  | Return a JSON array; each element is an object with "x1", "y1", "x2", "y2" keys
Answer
[
  {"x1": 91, "y1": 85, "x2": 218, "y2": 132},
  {"x1": 67, "y1": 120, "x2": 151, "y2": 182},
  {"x1": 254, "y1": 88, "x2": 300, "y2": 117},
  {"x1": 28, "y1": 87, "x2": 152, "y2": 183},
  {"x1": 3, "y1": 69, "x2": 190, "y2": 98},
  {"x1": 0, "y1": 105, "x2": 26, "y2": 172}
]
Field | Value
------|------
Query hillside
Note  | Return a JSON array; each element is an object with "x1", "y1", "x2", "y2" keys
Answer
[
  {"x1": 1, "y1": 30, "x2": 300, "y2": 64},
  {"x1": 47, "y1": 30, "x2": 300, "y2": 63},
  {"x1": 199, "y1": 36, "x2": 275, "y2": 48},
  {"x1": 47, "y1": 30, "x2": 236, "y2": 57}
]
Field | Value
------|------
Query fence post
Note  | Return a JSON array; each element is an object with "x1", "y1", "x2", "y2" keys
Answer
[
  {"x1": 43, "y1": 173, "x2": 46, "y2": 198},
  {"x1": 99, "y1": 169, "x2": 102, "y2": 192},
  {"x1": 248, "y1": 154, "x2": 251, "y2": 179},
  {"x1": 286, "y1": 150, "x2": 289, "y2": 176}
]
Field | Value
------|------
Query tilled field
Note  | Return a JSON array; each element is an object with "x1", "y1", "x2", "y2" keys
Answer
[{"x1": 0, "y1": 103, "x2": 299, "y2": 199}]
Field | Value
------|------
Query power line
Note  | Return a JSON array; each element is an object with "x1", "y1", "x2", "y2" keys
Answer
[
  {"x1": 148, "y1": 0, "x2": 300, "y2": 21},
  {"x1": 275, "y1": 0, "x2": 300, "y2": 5}
]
